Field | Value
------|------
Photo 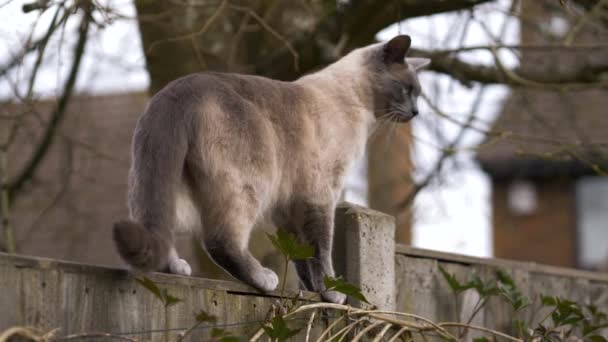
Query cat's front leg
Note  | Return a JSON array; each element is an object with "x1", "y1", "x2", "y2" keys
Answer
[{"x1": 291, "y1": 202, "x2": 346, "y2": 304}]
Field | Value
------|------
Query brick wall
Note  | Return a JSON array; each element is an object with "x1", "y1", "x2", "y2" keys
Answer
[{"x1": 492, "y1": 178, "x2": 578, "y2": 268}]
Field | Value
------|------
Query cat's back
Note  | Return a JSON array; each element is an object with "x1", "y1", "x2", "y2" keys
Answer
[{"x1": 151, "y1": 72, "x2": 308, "y2": 114}]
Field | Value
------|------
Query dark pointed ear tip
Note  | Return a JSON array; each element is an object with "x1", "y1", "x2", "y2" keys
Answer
[
  {"x1": 386, "y1": 35, "x2": 411, "y2": 48},
  {"x1": 392, "y1": 35, "x2": 411, "y2": 44},
  {"x1": 383, "y1": 35, "x2": 412, "y2": 64}
]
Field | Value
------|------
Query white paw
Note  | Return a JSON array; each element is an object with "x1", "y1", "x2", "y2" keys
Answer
[
  {"x1": 256, "y1": 267, "x2": 279, "y2": 292},
  {"x1": 169, "y1": 258, "x2": 192, "y2": 276}
]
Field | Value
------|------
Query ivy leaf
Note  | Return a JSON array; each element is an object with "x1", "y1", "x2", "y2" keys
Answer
[
  {"x1": 324, "y1": 276, "x2": 369, "y2": 304},
  {"x1": 262, "y1": 316, "x2": 301, "y2": 341},
  {"x1": 195, "y1": 310, "x2": 217, "y2": 324},
  {"x1": 135, "y1": 276, "x2": 164, "y2": 302},
  {"x1": 267, "y1": 230, "x2": 315, "y2": 260}
]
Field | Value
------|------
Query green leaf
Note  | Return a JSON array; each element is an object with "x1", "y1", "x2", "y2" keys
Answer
[
  {"x1": 135, "y1": 276, "x2": 164, "y2": 302},
  {"x1": 211, "y1": 328, "x2": 241, "y2": 342},
  {"x1": 551, "y1": 298, "x2": 585, "y2": 327},
  {"x1": 588, "y1": 336, "x2": 608, "y2": 342},
  {"x1": 438, "y1": 266, "x2": 460, "y2": 292},
  {"x1": 496, "y1": 270, "x2": 516, "y2": 287},
  {"x1": 195, "y1": 310, "x2": 217, "y2": 324},
  {"x1": 542, "y1": 295, "x2": 557, "y2": 306},
  {"x1": 162, "y1": 289, "x2": 182, "y2": 307},
  {"x1": 135, "y1": 277, "x2": 182, "y2": 307},
  {"x1": 438, "y1": 266, "x2": 467, "y2": 293},
  {"x1": 262, "y1": 316, "x2": 301, "y2": 341},
  {"x1": 468, "y1": 276, "x2": 500, "y2": 297},
  {"x1": 584, "y1": 322, "x2": 608, "y2": 336},
  {"x1": 267, "y1": 230, "x2": 315, "y2": 260},
  {"x1": 496, "y1": 272, "x2": 530, "y2": 312},
  {"x1": 324, "y1": 276, "x2": 369, "y2": 304},
  {"x1": 473, "y1": 338, "x2": 489, "y2": 342},
  {"x1": 211, "y1": 328, "x2": 225, "y2": 337},
  {"x1": 514, "y1": 319, "x2": 530, "y2": 338}
]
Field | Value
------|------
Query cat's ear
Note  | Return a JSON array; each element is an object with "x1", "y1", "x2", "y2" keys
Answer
[
  {"x1": 406, "y1": 57, "x2": 431, "y2": 71},
  {"x1": 383, "y1": 35, "x2": 411, "y2": 64}
]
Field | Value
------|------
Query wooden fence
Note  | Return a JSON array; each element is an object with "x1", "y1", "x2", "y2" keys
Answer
[{"x1": 1, "y1": 202, "x2": 607, "y2": 340}]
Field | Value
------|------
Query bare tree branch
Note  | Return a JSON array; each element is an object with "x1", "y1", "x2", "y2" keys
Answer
[
  {"x1": 7, "y1": 2, "x2": 91, "y2": 201},
  {"x1": 411, "y1": 47, "x2": 608, "y2": 87}
]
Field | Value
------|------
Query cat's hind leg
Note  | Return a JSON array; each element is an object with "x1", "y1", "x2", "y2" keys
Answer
[
  {"x1": 201, "y1": 221, "x2": 279, "y2": 292},
  {"x1": 197, "y1": 186, "x2": 279, "y2": 292}
]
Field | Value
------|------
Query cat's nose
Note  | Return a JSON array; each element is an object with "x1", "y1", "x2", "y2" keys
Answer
[{"x1": 412, "y1": 109, "x2": 419, "y2": 116}]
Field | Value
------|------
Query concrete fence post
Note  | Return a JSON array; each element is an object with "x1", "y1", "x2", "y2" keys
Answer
[{"x1": 333, "y1": 202, "x2": 396, "y2": 310}]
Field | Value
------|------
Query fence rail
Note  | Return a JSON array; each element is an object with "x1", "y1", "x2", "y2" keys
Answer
[
  {"x1": 394, "y1": 245, "x2": 608, "y2": 338},
  {"x1": 0, "y1": 252, "x2": 324, "y2": 341},
  {"x1": 1, "y1": 203, "x2": 607, "y2": 340}
]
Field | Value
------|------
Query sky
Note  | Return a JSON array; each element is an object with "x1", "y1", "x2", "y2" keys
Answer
[{"x1": 0, "y1": 0, "x2": 520, "y2": 258}]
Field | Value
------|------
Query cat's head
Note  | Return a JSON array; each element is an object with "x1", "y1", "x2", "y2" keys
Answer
[{"x1": 368, "y1": 35, "x2": 430, "y2": 122}]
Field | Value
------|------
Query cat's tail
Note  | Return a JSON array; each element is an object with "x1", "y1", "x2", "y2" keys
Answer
[
  {"x1": 113, "y1": 95, "x2": 190, "y2": 271},
  {"x1": 113, "y1": 220, "x2": 171, "y2": 271}
]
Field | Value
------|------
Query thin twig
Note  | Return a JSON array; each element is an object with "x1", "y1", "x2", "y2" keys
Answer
[
  {"x1": 228, "y1": 3, "x2": 299, "y2": 72},
  {"x1": 146, "y1": 0, "x2": 227, "y2": 54},
  {"x1": 386, "y1": 327, "x2": 410, "y2": 342},
  {"x1": 7, "y1": 3, "x2": 92, "y2": 202},
  {"x1": 430, "y1": 43, "x2": 608, "y2": 55},
  {"x1": 315, "y1": 316, "x2": 345, "y2": 342},
  {"x1": 352, "y1": 321, "x2": 382, "y2": 342},
  {"x1": 332, "y1": 319, "x2": 364, "y2": 342},
  {"x1": 305, "y1": 309, "x2": 317, "y2": 342},
  {"x1": 371, "y1": 323, "x2": 393, "y2": 342}
]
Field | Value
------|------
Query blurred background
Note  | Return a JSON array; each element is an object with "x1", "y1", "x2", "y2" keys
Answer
[{"x1": 0, "y1": 0, "x2": 607, "y2": 282}]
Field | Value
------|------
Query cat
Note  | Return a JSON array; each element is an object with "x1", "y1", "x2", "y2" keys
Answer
[{"x1": 113, "y1": 35, "x2": 429, "y2": 304}]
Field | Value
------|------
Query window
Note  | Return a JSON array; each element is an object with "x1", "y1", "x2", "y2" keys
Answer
[{"x1": 576, "y1": 177, "x2": 608, "y2": 270}]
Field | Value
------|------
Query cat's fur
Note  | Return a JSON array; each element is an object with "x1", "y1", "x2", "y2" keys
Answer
[{"x1": 113, "y1": 35, "x2": 429, "y2": 303}]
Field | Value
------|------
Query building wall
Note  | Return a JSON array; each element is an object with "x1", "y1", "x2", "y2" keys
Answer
[
  {"x1": 7, "y1": 92, "x2": 148, "y2": 267},
  {"x1": 492, "y1": 178, "x2": 578, "y2": 268}
]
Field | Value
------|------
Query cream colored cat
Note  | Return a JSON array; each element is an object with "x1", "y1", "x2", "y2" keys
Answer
[{"x1": 113, "y1": 35, "x2": 429, "y2": 303}]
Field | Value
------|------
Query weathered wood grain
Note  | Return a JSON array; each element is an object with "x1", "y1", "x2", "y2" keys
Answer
[
  {"x1": 0, "y1": 252, "x2": 322, "y2": 341},
  {"x1": 395, "y1": 244, "x2": 608, "y2": 338},
  {"x1": 2, "y1": 224, "x2": 607, "y2": 341}
]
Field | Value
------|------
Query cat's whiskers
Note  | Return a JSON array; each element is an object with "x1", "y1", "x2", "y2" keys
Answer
[
  {"x1": 382, "y1": 113, "x2": 401, "y2": 153},
  {"x1": 369, "y1": 111, "x2": 400, "y2": 141}
]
